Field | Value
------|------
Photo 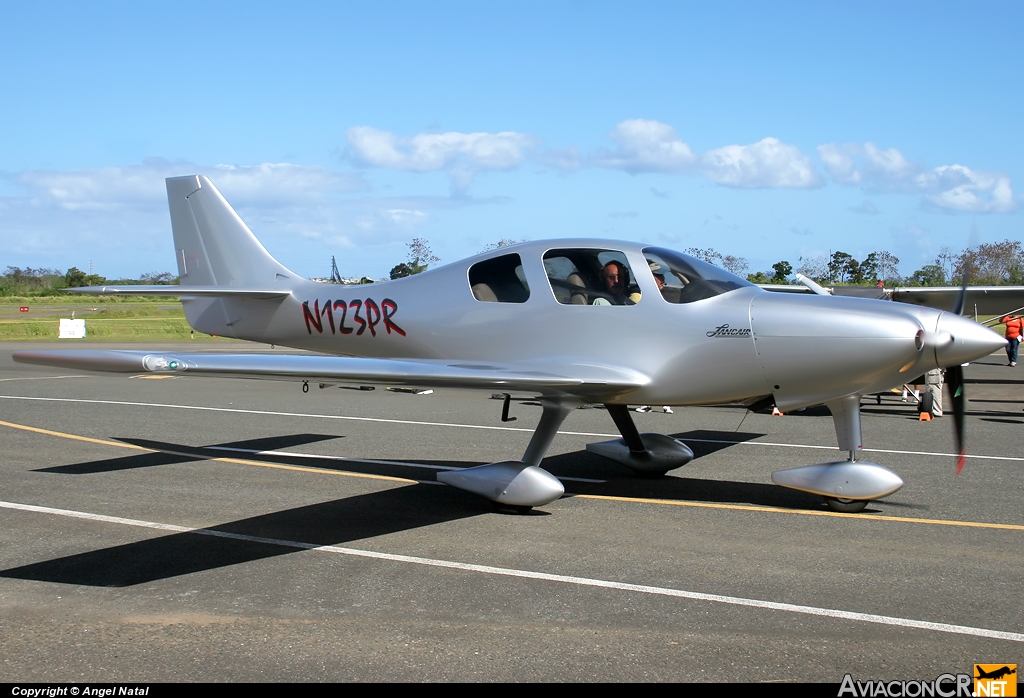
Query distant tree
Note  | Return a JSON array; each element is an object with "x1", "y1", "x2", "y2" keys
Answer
[
  {"x1": 140, "y1": 272, "x2": 174, "y2": 284},
  {"x1": 955, "y1": 240, "x2": 1024, "y2": 285},
  {"x1": 482, "y1": 238, "x2": 526, "y2": 252},
  {"x1": 721, "y1": 255, "x2": 749, "y2": 276},
  {"x1": 62, "y1": 267, "x2": 105, "y2": 288},
  {"x1": 407, "y1": 238, "x2": 440, "y2": 275},
  {"x1": 65, "y1": 267, "x2": 87, "y2": 288},
  {"x1": 845, "y1": 257, "x2": 864, "y2": 284},
  {"x1": 828, "y1": 251, "x2": 854, "y2": 283},
  {"x1": 935, "y1": 247, "x2": 957, "y2": 282},
  {"x1": 796, "y1": 255, "x2": 828, "y2": 283},
  {"x1": 1, "y1": 266, "x2": 73, "y2": 296},
  {"x1": 908, "y1": 264, "x2": 946, "y2": 287},
  {"x1": 683, "y1": 248, "x2": 723, "y2": 265},
  {"x1": 358, "y1": 276, "x2": 375, "y2": 284},
  {"x1": 770, "y1": 261, "x2": 793, "y2": 284},
  {"x1": 746, "y1": 271, "x2": 772, "y2": 284},
  {"x1": 873, "y1": 251, "x2": 901, "y2": 285},
  {"x1": 389, "y1": 263, "x2": 413, "y2": 280},
  {"x1": 860, "y1": 253, "x2": 879, "y2": 283}
]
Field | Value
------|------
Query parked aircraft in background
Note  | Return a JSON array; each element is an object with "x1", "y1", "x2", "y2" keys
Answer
[
  {"x1": 763, "y1": 278, "x2": 1024, "y2": 319},
  {"x1": 14, "y1": 176, "x2": 1006, "y2": 513}
]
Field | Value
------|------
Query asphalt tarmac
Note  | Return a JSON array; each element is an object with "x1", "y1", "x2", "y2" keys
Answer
[{"x1": 0, "y1": 342, "x2": 1021, "y2": 682}]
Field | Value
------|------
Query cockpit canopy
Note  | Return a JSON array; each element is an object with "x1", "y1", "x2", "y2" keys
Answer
[
  {"x1": 466, "y1": 243, "x2": 752, "y2": 305},
  {"x1": 642, "y1": 246, "x2": 752, "y2": 304}
]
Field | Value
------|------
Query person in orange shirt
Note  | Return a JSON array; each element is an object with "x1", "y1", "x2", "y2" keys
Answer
[{"x1": 998, "y1": 314, "x2": 1023, "y2": 366}]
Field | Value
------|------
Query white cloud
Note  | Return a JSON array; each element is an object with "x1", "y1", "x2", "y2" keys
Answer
[
  {"x1": 210, "y1": 162, "x2": 367, "y2": 206},
  {"x1": 14, "y1": 160, "x2": 366, "y2": 212},
  {"x1": 0, "y1": 160, "x2": 494, "y2": 276},
  {"x1": 915, "y1": 164, "x2": 1015, "y2": 213},
  {"x1": 346, "y1": 126, "x2": 537, "y2": 191},
  {"x1": 863, "y1": 142, "x2": 915, "y2": 180},
  {"x1": 818, "y1": 142, "x2": 915, "y2": 187},
  {"x1": 17, "y1": 164, "x2": 167, "y2": 211},
  {"x1": 594, "y1": 121, "x2": 818, "y2": 188},
  {"x1": 818, "y1": 143, "x2": 861, "y2": 185},
  {"x1": 591, "y1": 119, "x2": 697, "y2": 173},
  {"x1": 819, "y1": 141, "x2": 1015, "y2": 213},
  {"x1": 349, "y1": 119, "x2": 823, "y2": 191},
  {"x1": 701, "y1": 137, "x2": 821, "y2": 189}
]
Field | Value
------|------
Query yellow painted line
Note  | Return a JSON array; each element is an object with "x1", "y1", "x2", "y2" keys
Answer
[
  {"x1": 0, "y1": 419, "x2": 416, "y2": 485},
  {"x1": 2, "y1": 418, "x2": 1020, "y2": 532},
  {"x1": 130, "y1": 374, "x2": 178, "y2": 380},
  {"x1": 575, "y1": 494, "x2": 1024, "y2": 531}
]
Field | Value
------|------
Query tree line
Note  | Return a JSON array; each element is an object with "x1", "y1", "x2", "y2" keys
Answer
[
  {"x1": 739, "y1": 240, "x2": 1024, "y2": 287},
  {"x1": 0, "y1": 266, "x2": 177, "y2": 297},
  {"x1": 7, "y1": 238, "x2": 1024, "y2": 295}
]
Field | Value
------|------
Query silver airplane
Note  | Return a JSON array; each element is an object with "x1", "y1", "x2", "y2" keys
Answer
[{"x1": 14, "y1": 176, "x2": 1006, "y2": 513}]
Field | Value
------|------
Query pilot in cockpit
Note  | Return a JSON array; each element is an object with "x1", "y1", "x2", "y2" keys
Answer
[{"x1": 593, "y1": 261, "x2": 642, "y2": 305}]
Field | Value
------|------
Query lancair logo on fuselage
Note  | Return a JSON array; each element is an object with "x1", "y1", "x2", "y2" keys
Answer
[{"x1": 706, "y1": 324, "x2": 751, "y2": 338}]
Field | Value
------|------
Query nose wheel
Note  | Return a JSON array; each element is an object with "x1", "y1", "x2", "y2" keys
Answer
[{"x1": 823, "y1": 496, "x2": 868, "y2": 513}]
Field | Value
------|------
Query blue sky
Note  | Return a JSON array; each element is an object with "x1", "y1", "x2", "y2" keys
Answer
[{"x1": 2, "y1": 1, "x2": 1021, "y2": 280}]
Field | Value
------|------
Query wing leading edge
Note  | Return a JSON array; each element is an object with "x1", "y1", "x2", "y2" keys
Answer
[
  {"x1": 12, "y1": 350, "x2": 647, "y2": 399},
  {"x1": 66, "y1": 286, "x2": 290, "y2": 298}
]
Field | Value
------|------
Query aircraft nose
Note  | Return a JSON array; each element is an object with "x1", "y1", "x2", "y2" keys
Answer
[
  {"x1": 929, "y1": 313, "x2": 1006, "y2": 367},
  {"x1": 749, "y1": 294, "x2": 925, "y2": 409}
]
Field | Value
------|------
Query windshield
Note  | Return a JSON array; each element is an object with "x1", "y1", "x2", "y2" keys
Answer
[{"x1": 642, "y1": 246, "x2": 753, "y2": 304}]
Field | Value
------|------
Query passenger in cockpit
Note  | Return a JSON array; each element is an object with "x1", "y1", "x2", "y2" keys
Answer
[{"x1": 649, "y1": 260, "x2": 667, "y2": 298}]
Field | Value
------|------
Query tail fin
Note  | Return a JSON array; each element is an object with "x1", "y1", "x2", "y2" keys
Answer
[{"x1": 167, "y1": 175, "x2": 299, "y2": 288}]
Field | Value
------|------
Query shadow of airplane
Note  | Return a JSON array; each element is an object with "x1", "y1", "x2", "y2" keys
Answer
[
  {"x1": 5, "y1": 426, "x2": 876, "y2": 587},
  {"x1": 980, "y1": 417, "x2": 1024, "y2": 425},
  {"x1": 963, "y1": 377, "x2": 1024, "y2": 385},
  {"x1": 35, "y1": 434, "x2": 343, "y2": 475},
  {"x1": 0, "y1": 484, "x2": 488, "y2": 587}
]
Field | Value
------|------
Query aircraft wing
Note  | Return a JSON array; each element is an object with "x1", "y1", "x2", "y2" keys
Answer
[
  {"x1": 12, "y1": 350, "x2": 647, "y2": 399},
  {"x1": 756, "y1": 284, "x2": 813, "y2": 294},
  {"x1": 761, "y1": 283, "x2": 1024, "y2": 315},
  {"x1": 67, "y1": 285, "x2": 290, "y2": 298},
  {"x1": 888, "y1": 286, "x2": 1024, "y2": 315}
]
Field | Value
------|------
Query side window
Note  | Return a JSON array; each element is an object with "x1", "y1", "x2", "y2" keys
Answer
[
  {"x1": 468, "y1": 253, "x2": 530, "y2": 303},
  {"x1": 544, "y1": 249, "x2": 640, "y2": 305}
]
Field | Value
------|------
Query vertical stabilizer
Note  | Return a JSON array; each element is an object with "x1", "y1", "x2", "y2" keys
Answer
[{"x1": 166, "y1": 175, "x2": 298, "y2": 288}]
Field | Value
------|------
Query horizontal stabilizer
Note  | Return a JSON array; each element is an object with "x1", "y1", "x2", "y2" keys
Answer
[
  {"x1": 13, "y1": 350, "x2": 646, "y2": 398},
  {"x1": 67, "y1": 285, "x2": 290, "y2": 298}
]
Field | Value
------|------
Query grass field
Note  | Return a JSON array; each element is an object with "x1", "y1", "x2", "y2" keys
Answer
[{"x1": 0, "y1": 300, "x2": 239, "y2": 342}]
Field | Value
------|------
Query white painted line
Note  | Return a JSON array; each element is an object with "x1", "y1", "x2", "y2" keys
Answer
[
  {"x1": 205, "y1": 445, "x2": 455, "y2": 470},
  {"x1": 0, "y1": 375, "x2": 86, "y2": 383},
  {"x1": 2, "y1": 498, "x2": 1021, "y2": 644},
  {"x1": 1, "y1": 394, "x2": 1021, "y2": 463},
  {"x1": 204, "y1": 445, "x2": 606, "y2": 484}
]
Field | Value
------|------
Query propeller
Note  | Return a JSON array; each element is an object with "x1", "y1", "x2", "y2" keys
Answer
[{"x1": 947, "y1": 273, "x2": 969, "y2": 474}]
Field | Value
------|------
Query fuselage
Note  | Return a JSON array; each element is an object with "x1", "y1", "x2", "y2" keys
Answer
[{"x1": 182, "y1": 238, "x2": 1003, "y2": 409}]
